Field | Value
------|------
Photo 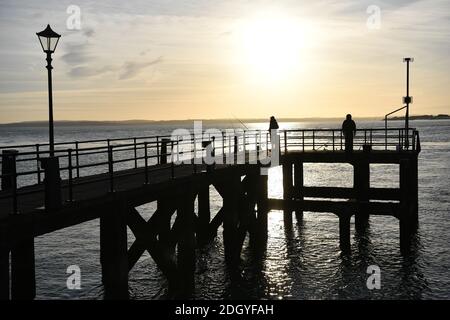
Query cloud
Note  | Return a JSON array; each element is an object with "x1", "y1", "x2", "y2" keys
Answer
[
  {"x1": 68, "y1": 65, "x2": 116, "y2": 78},
  {"x1": 83, "y1": 27, "x2": 95, "y2": 38},
  {"x1": 61, "y1": 42, "x2": 93, "y2": 65},
  {"x1": 118, "y1": 56, "x2": 163, "y2": 80}
]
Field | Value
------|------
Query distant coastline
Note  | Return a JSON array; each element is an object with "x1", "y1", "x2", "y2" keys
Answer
[
  {"x1": 0, "y1": 117, "x2": 375, "y2": 127},
  {"x1": 387, "y1": 114, "x2": 450, "y2": 121},
  {"x1": 0, "y1": 115, "x2": 448, "y2": 127}
]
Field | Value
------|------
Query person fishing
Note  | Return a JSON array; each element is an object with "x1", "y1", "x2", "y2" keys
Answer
[
  {"x1": 269, "y1": 116, "x2": 279, "y2": 131},
  {"x1": 269, "y1": 116, "x2": 279, "y2": 152},
  {"x1": 342, "y1": 114, "x2": 356, "y2": 152}
]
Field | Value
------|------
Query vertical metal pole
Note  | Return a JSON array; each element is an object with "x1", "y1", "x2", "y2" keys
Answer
[
  {"x1": 108, "y1": 146, "x2": 114, "y2": 192},
  {"x1": 68, "y1": 149, "x2": 73, "y2": 201},
  {"x1": 284, "y1": 131, "x2": 287, "y2": 153},
  {"x1": 36, "y1": 144, "x2": 41, "y2": 184},
  {"x1": 144, "y1": 142, "x2": 149, "y2": 184},
  {"x1": 12, "y1": 153, "x2": 18, "y2": 215},
  {"x1": 46, "y1": 51, "x2": 55, "y2": 157},
  {"x1": 312, "y1": 131, "x2": 315, "y2": 150},
  {"x1": 385, "y1": 116, "x2": 388, "y2": 150},
  {"x1": 75, "y1": 141, "x2": 80, "y2": 178},
  {"x1": 133, "y1": 138, "x2": 137, "y2": 168},
  {"x1": 302, "y1": 131, "x2": 305, "y2": 151},
  {"x1": 405, "y1": 59, "x2": 410, "y2": 149},
  {"x1": 171, "y1": 141, "x2": 174, "y2": 179},
  {"x1": 332, "y1": 131, "x2": 335, "y2": 151},
  {"x1": 156, "y1": 137, "x2": 160, "y2": 165}
]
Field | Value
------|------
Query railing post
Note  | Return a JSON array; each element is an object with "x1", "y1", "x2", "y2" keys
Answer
[
  {"x1": 156, "y1": 137, "x2": 160, "y2": 165},
  {"x1": 161, "y1": 138, "x2": 170, "y2": 165},
  {"x1": 284, "y1": 131, "x2": 287, "y2": 153},
  {"x1": 68, "y1": 149, "x2": 73, "y2": 202},
  {"x1": 243, "y1": 130, "x2": 246, "y2": 155},
  {"x1": 144, "y1": 142, "x2": 149, "y2": 184},
  {"x1": 312, "y1": 131, "x2": 315, "y2": 150},
  {"x1": 40, "y1": 156, "x2": 62, "y2": 212},
  {"x1": 75, "y1": 141, "x2": 80, "y2": 178},
  {"x1": 36, "y1": 144, "x2": 41, "y2": 184},
  {"x1": 233, "y1": 135, "x2": 238, "y2": 155},
  {"x1": 1, "y1": 150, "x2": 18, "y2": 192},
  {"x1": 170, "y1": 141, "x2": 175, "y2": 179},
  {"x1": 302, "y1": 131, "x2": 305, "y2": 151},
  {"x1": 222, "y1": 132, "x2": 226, "y2": 157},
  {"x1": 332, "y1": 131, "x2": 335, "y2": 151},
  {"x1": 385, "y1": 117, "x2": 388, "y2": 150},
  {"x1": 108, "y1": 146, "x2": 114, "y2": 193},
  {"x1": 133, "y1": 138, "x2": 138, "y2": 169}
]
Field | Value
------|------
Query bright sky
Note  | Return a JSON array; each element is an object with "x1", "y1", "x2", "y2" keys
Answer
[{"x1": 0, "y1": 0, "x2": 449, "y2": 123}]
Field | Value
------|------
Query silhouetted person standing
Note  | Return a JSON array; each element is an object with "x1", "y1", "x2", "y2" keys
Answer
[
  {"x1": 269, "y1": 116, "x2": 279, "y2": 131},
  {"x1": 269, "y1": 116, "x2": 279, "y2": 153},
  {"x1": 342, "y1": 114, "x2": 356, "y2": 152}
]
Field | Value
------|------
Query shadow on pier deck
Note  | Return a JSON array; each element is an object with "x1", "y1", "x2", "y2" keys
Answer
[{"x1": 0, "y1": 128, "x2": 420, "y2": 300}]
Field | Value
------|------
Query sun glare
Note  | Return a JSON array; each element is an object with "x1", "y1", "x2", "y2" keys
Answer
[{"x1": 235, "y1": 12, "x2": 308, "y2": 84}]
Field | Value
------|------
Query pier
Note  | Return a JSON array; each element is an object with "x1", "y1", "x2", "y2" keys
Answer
[{"x1": 0, "y1": 127, "x2": 420, "y2": 300}]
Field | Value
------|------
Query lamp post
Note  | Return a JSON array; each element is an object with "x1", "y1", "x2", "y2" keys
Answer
[
  {"x1": 37, "y1": 24, "x2": 61, "y2": 157},
  {"x1": 36, "y1": 25, "x2": 62, "y2": 211},
  {"x1": 403, "y1": 57, "x2": 413, "y2": 149}
]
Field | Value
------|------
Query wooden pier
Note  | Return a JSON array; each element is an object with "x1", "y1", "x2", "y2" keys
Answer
[{"x1": 0, "y1": 127, "x2": 420, "y2": 299}]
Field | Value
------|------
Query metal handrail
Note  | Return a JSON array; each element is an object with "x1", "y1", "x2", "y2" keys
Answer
[{"x1": 0, "y1": 128, "x2": 420, "y2": 216}]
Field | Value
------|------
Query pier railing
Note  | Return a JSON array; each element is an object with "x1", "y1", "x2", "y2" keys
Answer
[{"x1": 0, "y1": 127, "x2": 419, "y2": 215}]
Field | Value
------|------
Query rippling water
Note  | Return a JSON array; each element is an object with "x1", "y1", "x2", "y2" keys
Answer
[{"x1": 1, "y1": 119, "x2": 449, "y2": 299}]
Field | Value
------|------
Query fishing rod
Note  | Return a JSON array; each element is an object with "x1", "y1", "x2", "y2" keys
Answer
[{"x1": 231, "y1": 113, "x2": 249, "y2": 130}]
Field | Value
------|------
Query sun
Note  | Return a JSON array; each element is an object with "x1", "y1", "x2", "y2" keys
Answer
[{"x1": 235, "y1": 12, "x2": 307, "y2": 84}]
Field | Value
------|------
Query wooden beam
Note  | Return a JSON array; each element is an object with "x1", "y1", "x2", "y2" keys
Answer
[{"x1": 268, "y1": 198, "x2": 399, "y2": 216}]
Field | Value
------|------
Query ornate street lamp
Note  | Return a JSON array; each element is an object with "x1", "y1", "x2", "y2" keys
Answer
[
  {"x1": 37, "y1": 24, "x2": 61, "y2": 157},
  {"x1": 36, "y1": 25, "x2": 62, "y2": 211}
]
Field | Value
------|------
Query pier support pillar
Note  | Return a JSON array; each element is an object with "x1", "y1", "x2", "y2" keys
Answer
[
  {"x1": 177, "y1": 186, "x2": 196, "y2": 297},
  {"x1": 10, "y1": 220, "x2": 35, "y2": 300},
  {"x1": 100, "y1": 200, "x2": 129, "y2": 299},
  {"x1": 157, "y1": 197, "x2": 173, "y2": 253},
  {"x1": 197, "y1": 184, "x2": 211, "y2": 245},
  {"x1": 410, "y1": 156, "x2": 419, "y2": 229},
  {"x1": 254, "y1": 174, "x2": 268, "y2": 246},
  {"x1": 339, "y1": 213, "x2": 351, "y2": 254},
  {"x1": 283, "y1": 162, "x2": 293, "y2": 225},
  {"x1": 0, "y1": 245, "x2": 8, "y2": 300},
  {"x1": 354, "y1": 158, "x2": 370, "y2": 232},
  {"x1": 399, "y1": 159, "x2": 417, "y2": 254},
  {"x1": 223, "y1": 176, "x2": 240, "y2": 266},
  {"x1": 293, "y1": 162, "x2": 304, "y2": 222}
]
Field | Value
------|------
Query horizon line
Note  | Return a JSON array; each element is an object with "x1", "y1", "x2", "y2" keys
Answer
[{"x1": 2, "y1": 114, "x2": 447, "y2": 126}]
